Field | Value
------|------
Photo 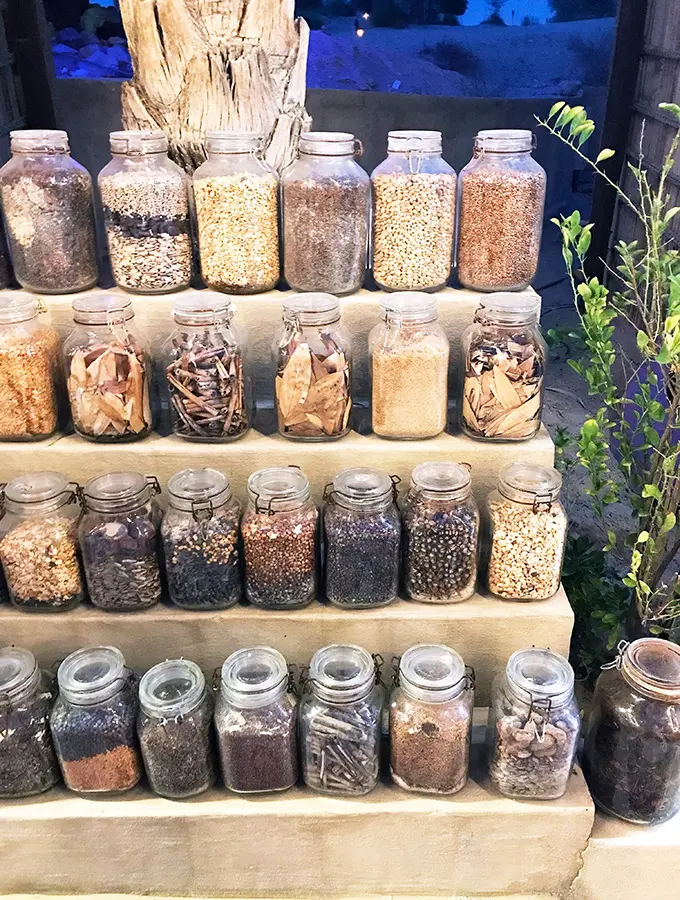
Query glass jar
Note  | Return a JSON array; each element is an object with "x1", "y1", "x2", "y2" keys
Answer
[
  {"x1": 488, "y1": 648, "x2": 580, "y2": 800},
  {"x1": 324, "y1": 467, "x2": 400, "y2": 608},
  {"x1": 215, "y1": 647, "x2": 298, "y2": 793},
  {"x1": 99, "y1": 130, "x2": 192, "y2": 294},
  {"x1": 165, "y1": 293, "x2": 251, "y2": 441},
  {"x1": 487, "y1": 463, "x2": 567, "y2": 601},
  {"x1": 161, "y1": 467, "x2": 242, "y2": 610},
  {"x1": 242, "y1": 467, "x2": 318, "y2": 610},
  {"x1": 193, "y1": 131, "x2": 279, "y2": 293},
  {"x1": 0, "y1": 129, "x2": 97, "y2": 293},
  {"x1": 62, "y1": 295, "x2": 152, "y2": 442},
  {"x1": 0, "y1": 472, "x2": 84, "y2": 612},
  {"x1": 0, "y1": 645, "x2": 60, "y2": 797},
  {"x1": 79, "y1": 472, "x2": 162, "y2": 611},
  {"x1": 457, "y1": 129, "x2": 546, "y2": 292},
  {"x1": 138, "y1": 658, "x2": 216, "y2": 799},
  {"x1": 282, "y1": 132, "x2": 370, "y2": 295},
  {"x1": 50, "y1": 646, "x2": 142, "y2": 794},
  {"x1": 0, "y1": 294, "x2": 61, "y2": 440},
  {"x1": 369, "y1": 293, "x2": 449, "y2": 439},
  {"x1": 372, "y1": 130, "x2": 456, "y2": 292},
  {"x1": 583, "y1": 638, "x2": 680, "y2": 825},
  {"x1": 274, "y1": 293, "x2": 352, "y2": 440}
]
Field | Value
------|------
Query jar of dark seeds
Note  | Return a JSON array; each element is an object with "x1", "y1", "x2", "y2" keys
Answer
[
  {"x1": 162, "y1": 467, "x2": 242, "y2": 610},
  {"x1": 215, "y1": 647, "x2": 298, "y2": 794},
  {"x1": 0, "y1": 645, "x2": 60, "y2": 798},
  {"x1": 0, "y1": 471, "x2": 84, "y2": 612},
  {"x1": 138, "y1": 659, "x2": 216, "y2": 799},
  {"x1": 301, "y1": 643, "x2": 382, "y2": 796},
  {"x1": 488, "y1": 648, "x2": 580, "y2": 801},
  {"x1": 99, "y1": 130, "x2": 192, "y2": 294},
  {"x1": 402, "y1": 461, "x2": 479, "y2": 604},
  {"x1": 242, "y1": 467, "x2": 318, "y2": 610},
  {"x1": 324, "y1": 467, "x2": 400, "y2": 608},
  {"x1": 0, "y1": 129, "x2": 97, "y2": 293},
  {"x1": 79, "y1": 472, "x2": 162, "y2": 611},
  {"x1": 50, "y1": 646, "x2": 142, "y2": 794}
]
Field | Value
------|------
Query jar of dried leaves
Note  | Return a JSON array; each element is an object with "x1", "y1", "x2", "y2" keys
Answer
[
  {"x1": 460, "y1": 292, "x2": 545, "y2": 441},
  {"x1": 274, "y1": 293, "x2": 351, "y2": 440}
]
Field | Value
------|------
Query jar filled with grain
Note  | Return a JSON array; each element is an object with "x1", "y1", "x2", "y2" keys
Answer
[
  {"x1": 487, "y1": 463, "x2": 567, "y2": 601},
  {"x1": 0, "y1": 130, "x2": 97, "y2": 293},
  {"x1": 372, "y1": 130, "x2": 456, "y2": 292},
  {"x1": 274, "y1": 293, "x2": 351, "y2": 440},
  {"x1": 99, "y1": 130, "x2": 192, "y2": 294},
  {"x1": 193, "y1": 132, "x2": 279, "y2": 293},
  {"x1": 282, "y1": 132, "x2": 370, "y2": 295},
  {"x1": 461, "y1": 292, "x2": 546, "y2": 441},
  {"x1": 369, "y1": 293, "x2": 449, "y2": 439},
  {"x1": 0, "y1": 472, "x2": 84, "y2": 612},
  {"x1": 457, "y1": 129, "x2": 546, "y2": 292},
  {"x1": 488, "y1": 648, "x2": 580, "y2": 800}
]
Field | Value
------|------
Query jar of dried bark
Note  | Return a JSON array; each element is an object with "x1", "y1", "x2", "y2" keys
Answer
[
  {"x1": 488, "y1": 647, "x2": 580, "y2": 801},
  {"x1": 274, "y1": 293, "x2": 352, "y2": 440},
  {"x1": 215, "y1": 647, "x2": 298, "y2": 793},
  {"x1": 62, "y1": 294, "x2": 152, "y2": 442},
  {"x1": 461, "y1": 292, "x2": 545, "y2": 441},
  {"x1": 282, "y1": 132, "x2": 370, "y2": 295},
  {"x1": 300, "y1": 643, "x2": 382, "y2": 796},
  {"x1": 457, "y1": 129, "x2": 546, "y2": 292}
]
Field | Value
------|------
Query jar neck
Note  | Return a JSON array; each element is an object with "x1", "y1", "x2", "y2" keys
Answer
[
  {"x1": 411, "y1": 485, "x2": 471, "y2": 503},
  {"x1": 400, "y1": 674, "x2": 466, "y2": 704},
  {"x1": 0, "y1": 663, "x2": 41, "y2": 706},
  {"x1": 221, "y1": 676, "x2": 287, "y2": 709},
  {"x1": 173, "y1": 314, "x2": 233, "y2": 330},
  {"x1": 330, "y1": 491, "x2": 393, "y2": 514},
  {"x1": 474, "y1": 147, "x2": 532, "y2": 159},
  {"x1": 74, "y1": 312, "x2": 135, "y2": 328},
  {"x1": 384, "y1": 311, "x2": 436, "y2": 326},
  {"x1": 85, "y1": 493, "x2": 150, "y2": 515},
  {"x1": 139, "y1": 660, "x2": 206, "y2": 719},
  {"x1": 111, "y1": 150, "x2": 167, "y2": 161},
  {"x1": 311, "y1": 677, "x2": 374, "y2": 705},
  {"x1": 12, "y1": 148, "x2": 70, "y2": 158},
  {"x1": 474, "y1": 312, "x2": 538, "y2": 329},
  {"x1": 504, "y1": 672, "x2": 572, "y2": 710},
  {"x1": 61, "y1": 679, "x2": 126, "y2": 707},
  {"x1": 497, "y1": 485, "x2": 558, "y2": 509},
  {"x1": 620, "y1": 639, "x2": 680, "y2": 702},
  {"x1": 284, "y1": 310, "x2": 340, "y2": 328},
  {"x1": 4, "y1": 494, "x2": 74, "y2": 518},
  {"x1": 168, "y1": 490, "x2": 233, "y2": 516}
]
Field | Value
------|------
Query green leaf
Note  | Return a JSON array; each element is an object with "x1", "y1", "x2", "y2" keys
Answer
[
  {"x1": 637, "y1": 531, "x2": 650, "y2": 543},
  {"x1": 603, "y1": 530, "x2": 617, "y2": 551},
  {"x1": 637, "y1": 330, "x2": 650, "y2": 351},
  {"x1": 649, "y1": 625, "x2": 666, "y2": 635},
  {"x1": 638, "y1": 581, "x2": 652, "y2": 596},
  {"x1": 660, "y1": 102, "x2": 680, "y2": 121},
  {"x1": 648, "y1": 400, "x2": 666, "y2": 422},
  {"x1": 657, "y1": 345, "x2": 671, "y2": 364},
  {"x1": 643, "y1": 425, "x2": 660, "y2": 448},
  {"x1": 577, "y1": 228, "x2": 592, "y2": 256},
  {"x1": 662, "y1": 512, "x2": 677, "y2": 534},
  {"x1": 664, "y1": 207, "x2": 680, "y2": 224},
  {"x1": 548, "y1": 101, "x2": 566, "y2": 120},
  {"x1": 555, "y1": 104, "x2": 574, "y2": 128},
  {"x1": 595, "y1": 148, "x2": 615, "y2": 164},
  {"x1": 623, "y1": 576, "x2": 637, "y2": 588},
  {"x1": 577, "y1": 123, "x2": 596, "y2": 147},
  {"x1": 642, "y1": 483, "x2": 663, "y2": 501}
]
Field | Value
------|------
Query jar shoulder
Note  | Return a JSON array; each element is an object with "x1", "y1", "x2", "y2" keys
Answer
[{"x1": 371, "y1": 156, "x2": 456, "y2": 178}]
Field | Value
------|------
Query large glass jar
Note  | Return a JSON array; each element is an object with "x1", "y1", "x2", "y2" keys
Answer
[
  {"x1": 62, "y1": 295, "x2": 152, "y2": 442},
  {"x1": 161, "y1": 467, "x2": 242, "y2": 610},
  {"x1": 282, "y1": 132, "x2": 370, "y2": 295},
  {"x1": 488, "y1": 648, "x2": 580, "y2": 800},
  {"x1": 79, "y1": 472, "x2": 162, "y2": 611},
  {"x1": 0, "y1": 472, "x2": 83, "y2": 612},
  {"x1": 372, "y1": 130, "x2": 456, "y2": 292},
  {"x1": 274, "y1": 293, "x2": 352, "y2": 440},
  {"x1": 369, "y1": 293, "x2": 449, "y2": 439},
  {"x1": 300, "y1": 644, "x2": 382, "y2": 796},
  {"x1": 0, "y1": 645, "x2": 60, "y2": 797},
  {"x1": 324, "y1": 467, "x2": 400, "y2": 608},
  {"x1": 215, "y1": 647, "x2": 298, "y2": 793},
  {"x1": 0, "y1": 129, "x2": 97, "y2": 293},
  {"x1": 487, "y1": 463, "x2": 567, "y2": 601},
  {"x1": 457, "y1": 129, "x2": 546, "y2": 292},
  {"x1": 193, "y1": 131, "x2": 279, "y2": 293},
  {"x1": 242, "y1": 467, "x2": 318, "y2": 609},
  {"x1": 583, "y1": 638, "x2": 680, "y2": 825},
  {"x1": 99, "y1": 130, "x2": 192, "y2": 294},
  {"x1": 138, "y1": 659, "x2": 216, "y2": 799},
  {"x1": 50, "y1": 646, "x2": 142, "y2": 794}
]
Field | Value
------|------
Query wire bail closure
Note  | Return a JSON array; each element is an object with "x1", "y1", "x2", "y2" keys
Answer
[
  {"x1": 601, "y1": 640, "x2": 630, "y2": 671},
  {"x1": 191, "y1": 498, "x2": 214, "y2": 523}
]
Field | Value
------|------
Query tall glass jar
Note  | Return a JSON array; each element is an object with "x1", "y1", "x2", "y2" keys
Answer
[
  {"x1": 457, "y1": 129, "x2": 546, "y2": 292},
  {"x1": 372, "y1": 130, "x2": 456, "y2": 292},
  {"x1": 161, "y1": 467, "x2": 242, "y2": 610},
  {"x1": 274, "y1": 293, "x2": 352, "y2": 440},
  {"x1": 487, "y1": 463, "x2": 567, "y2": 601},
  {"x1": 50, "y1": 646, "x2": 142, "y2": 794},
  {"x1": 62, "y1": 295, "x2": 152, "y2": 442},
  {"x1": 369, "y1": 293, "x2": 449, "y2": 439},
  {"x1": 242, "y1": 467, "x2": 318, "y2": 610},
  {"x1": 79, "y1": 472, "x2": 162, "y2": 611},
  {"x1": 0, "y1": 472, "x2": 83, "y2": 612},
  {"x1": 215, "y1": 647, "x2": 298, "y2": 794},
  {"x1": 0, "y1": 129, "x2": 97, "y2": 293},
  {"x1": 282, "y1": 132, "x2": 370, "y2": 295},
  {"x1": 165, "y1": 293, "x2": 251, "y2": 441},
  {"x1": 99, "y1": 130, "x2": 192, "y2": 294},
  {"x1": 300, "y1": 644, "x2": 382, "y2": 796},
  {"x1": 488, "y1": 648, "x2": 580, "y2": 800},
  {"x1": 193, "y1": 131, "x2": 279, "y2": 293}
]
